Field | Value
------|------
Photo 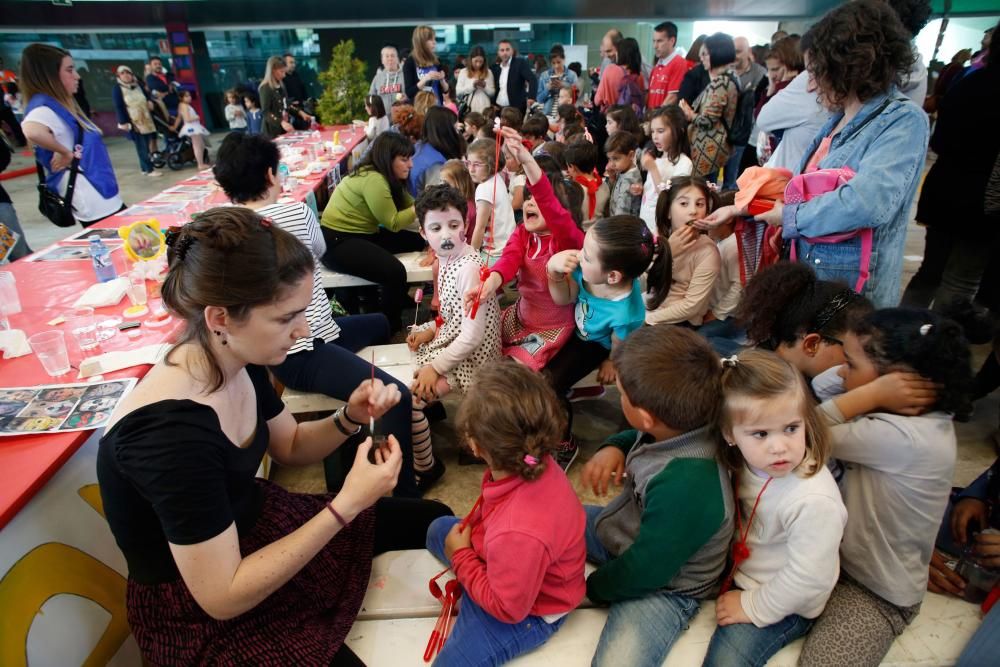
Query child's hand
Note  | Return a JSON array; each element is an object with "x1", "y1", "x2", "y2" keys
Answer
[
  {"x1": 407, "y1": 328, "x2": 435, "y2": 351},
  {"x1": 715, "y1": 590, "x2": 752, "y2": 626},
  {"x1": 669, "y1": 225, "x2": 699, "y2": 257},
  {"x1": 547, "y1": 250, "x2": 580, "y2": 280},
  {"x1": 628, "y1": 182, "x2": 643, "y2": 196},
  {"x1": 464, "y1": 271, "x2": 501, "y2": 315},
  {"x1": 974, "y1": 530, "x2": 1000, "y2": 568},
  {"x1": 867, "y1": 372, "x2": 938, "y2": 415},
  {"x1": 928, "y1": 549, "x2": 966, "y2": 596},
  {"x1": 444, "y1": 521, "x2": 473, "y2": 561},
  {"x1": 500, "y1": 126, "x2": 531, "y2": 162},
  {"x1": 693, "y1": 205, "x2": 739, "y2": 231},
  {"x1": 581, "y1": 447, "x2": 626, "y2": 496},
  {"x1": 411, "y1": 364, "x2": 441, "y2": 403},
  {"x1": 951, "y1": 497, "x2": 989, "y2": 544},
  {"x1": 640, "y1": 150, "x2": 658, "y2": 173},
  {"x1": 596, "y1": 359, "x2": 617, "y2": 385}
]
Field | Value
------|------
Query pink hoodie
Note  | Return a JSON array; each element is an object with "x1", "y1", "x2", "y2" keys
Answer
[{"x1": 451, "y1": 455, "x2": 587, "y2": 623}]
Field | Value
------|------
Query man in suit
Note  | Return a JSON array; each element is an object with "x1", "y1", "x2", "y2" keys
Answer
[{"x1": 491, "y1": 40, "x2": 538, "y2": 113}]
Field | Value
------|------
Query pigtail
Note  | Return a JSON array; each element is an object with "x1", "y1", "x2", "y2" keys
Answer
[
  {"x1": 645, "y1": 235, "x2": 673, "y2": 311},
  {"x1": 516, "y1": 431, "x2": 554, "y2": 482}
]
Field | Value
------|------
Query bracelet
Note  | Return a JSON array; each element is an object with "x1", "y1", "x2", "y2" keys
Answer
[
  {"x1": 326, "y1": 501, "x2": 350, "y2": 528},
  {"x1": 333, "y1": 407, "x2": 362, "y2": 437},
  {"x1": 341, "y1": 404, "x2": 365, "y2": 427}
]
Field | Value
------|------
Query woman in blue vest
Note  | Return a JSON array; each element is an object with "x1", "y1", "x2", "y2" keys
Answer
[
  {"x1": 407, "y1": 106, "x2": 466, "y2": 196},
  {"x1": 21, "y1": 43, "x2": 123, "y2": 227}
]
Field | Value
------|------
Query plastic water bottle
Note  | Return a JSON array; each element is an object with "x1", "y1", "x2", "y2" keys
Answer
[
  {"x1": 89, "y1": 237, "x2": 118, "y2": 283},
  {"x1": 278, "y1": 162, "x2": 290, "y2": 187}
]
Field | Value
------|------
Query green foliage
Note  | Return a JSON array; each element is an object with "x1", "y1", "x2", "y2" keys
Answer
[{"x1": 317, "y1": 40, "x2": 369, "y2": 125}]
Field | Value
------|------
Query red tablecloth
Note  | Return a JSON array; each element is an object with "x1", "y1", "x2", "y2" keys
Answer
[{"x1": 0, "y1": 126, "x2": 364, "y2": 529}]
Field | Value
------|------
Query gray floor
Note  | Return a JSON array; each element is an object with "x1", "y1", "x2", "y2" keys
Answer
[{"x1": 4, "y1": 135, "x2": 997, "y2": 509}]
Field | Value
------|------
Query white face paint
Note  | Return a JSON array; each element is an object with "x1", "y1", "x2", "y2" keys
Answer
[{"x1": 420, "y1": 207, "x2": 467, "y2": 258}]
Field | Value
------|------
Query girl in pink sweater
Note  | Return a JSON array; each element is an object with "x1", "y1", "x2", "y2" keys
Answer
[
  {"x1": 425, "y1": 361, "x2": 587, "y2": 665},
  {"x1": 465, "y1": 126, "x2": 585, "y2": 371}
]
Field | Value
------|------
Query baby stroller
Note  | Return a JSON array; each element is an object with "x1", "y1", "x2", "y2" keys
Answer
[{"x1": 152, "y1": 112, "x2": 209, "y2": 171}]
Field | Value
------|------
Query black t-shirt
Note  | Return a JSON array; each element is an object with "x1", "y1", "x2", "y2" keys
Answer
[{"x1": 97, "y1": 365, "x2": 285, "y2": 584}]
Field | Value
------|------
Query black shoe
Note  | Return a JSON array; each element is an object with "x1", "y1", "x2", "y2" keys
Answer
[
  {"x1": 423, "y1": 401, "x2": 447, "y2": 423},
  {"x1": 458, "y1": 447, "x2": 486, "y2": 466},
  {"x1": 555, "y1": 437, "x2": 579, "y2": 472},
  {"x1": 415, "y1": 458, "x2": 446, "y2": 494}
]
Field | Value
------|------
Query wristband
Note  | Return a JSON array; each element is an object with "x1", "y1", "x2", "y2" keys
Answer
[
  {"x1": 333, "y1": 407, "x2": 362, "y2": 437},
  {"x1": 341, "y1": 404, "x2": 365, "y2": 427},
  {"x1": 326, "y1": 501, "x2": 350, "y2": 528}
]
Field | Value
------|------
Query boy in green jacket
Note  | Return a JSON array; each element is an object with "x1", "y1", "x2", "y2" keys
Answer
[{"x1": 580, "y1": 325, "x2": 735, "y2": 667}]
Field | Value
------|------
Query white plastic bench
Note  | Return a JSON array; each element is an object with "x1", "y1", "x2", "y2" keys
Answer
[
  {"x1": 320, "y1": 251, "x2": 433, "y2": 289},
  {"x1": 280, "y1": 344, "x2": 605, "y2": 415},
  {"x1": 346, "y1": 550, "x2": 983, "y2": 667}
]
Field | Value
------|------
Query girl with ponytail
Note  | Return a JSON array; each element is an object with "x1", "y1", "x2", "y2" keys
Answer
[{"x1": 425, "y1": 360, "x2": 586, "y2": 664}]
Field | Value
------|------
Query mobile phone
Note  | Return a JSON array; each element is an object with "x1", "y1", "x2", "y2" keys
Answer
[{"x1": 118, "y1": 321, "x2": 141, "y2": 331}]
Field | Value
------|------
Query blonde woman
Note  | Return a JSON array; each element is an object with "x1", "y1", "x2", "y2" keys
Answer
[
  {"x1": 21, "y1": 43, "x2": 123, "y2": 226},
  {"x1": 403, "y1": 25, "x2": 449, "y2": 104},
  {"x1": 454, "y1": 45, "x2": 496, "y2": 114},
  {"x1": 258, "y1": 55, "x2": 294, "y2": 138}
]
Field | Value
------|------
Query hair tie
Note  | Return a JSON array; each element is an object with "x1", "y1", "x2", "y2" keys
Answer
[
  {"x1": 919, "y1": 323, "x2": 933, "y2": 336},
  {"x1": 523, "y1": 454, "x2": 539, "y2": 466},
  {"x1": 260, "y1": 216, "x2": 273, "y2": 228},
  {"x1": 721, "y1": 355, "x2": 739, "y2": 368}
]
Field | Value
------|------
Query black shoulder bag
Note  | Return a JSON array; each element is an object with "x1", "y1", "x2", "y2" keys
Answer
[{"x1": 36, "y1": 120, "x2": 84, "y2": 228}]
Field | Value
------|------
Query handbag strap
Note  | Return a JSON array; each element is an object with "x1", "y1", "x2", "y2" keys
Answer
[{"x1": 35, "y1": 120, "x2": 84, "y2": 208}]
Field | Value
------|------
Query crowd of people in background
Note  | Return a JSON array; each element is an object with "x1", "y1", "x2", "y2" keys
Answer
[{"x1": 3, "y1": 1, "x2": 1000, "y2": 666}]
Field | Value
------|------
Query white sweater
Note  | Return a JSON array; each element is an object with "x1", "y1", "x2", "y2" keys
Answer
[
  {"x1": 820, "y1": 401, "x2": 956, "y2": 607},
  {"x1": 755, "y1": 71, "x2": 831, "y2": 173},
  {"x1": 735, "y1": 465, "x2": 846, "y2": 627}
]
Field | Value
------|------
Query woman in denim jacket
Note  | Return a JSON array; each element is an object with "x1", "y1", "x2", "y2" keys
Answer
[{"x1": 695, "y1": 0, "x2": 929, "y2": 308}]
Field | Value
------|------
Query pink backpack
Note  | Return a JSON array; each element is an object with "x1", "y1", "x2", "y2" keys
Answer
[{"x1": 785, "y1": 167, "x2": 872, "y2": 293}]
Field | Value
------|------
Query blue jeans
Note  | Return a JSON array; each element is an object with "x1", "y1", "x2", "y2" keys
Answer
[
  {"x1": 956, "y1": 599, "x2": 1000, "y2": 667},
  {"x1": 270, "y1": 313, "x2": 419, "y2": 497},
  {"x1": 722, "y1": 145, "x2": 746, "y2": 191},
  {"x1": 131, "y1": 131, "x2": 154, "y2": 173},
  {"x1": 583, "y1": 506, "x2": 701, "y2": 667},
  {"x1": 425, "y1": 516, "x2": 565, "y2": 666},
  {"x1": 703, "y1": 612, "x2": 812, "y2": 667},
  {"x1": 696, "y1": 318, "x2": 746, "y2": 357}
]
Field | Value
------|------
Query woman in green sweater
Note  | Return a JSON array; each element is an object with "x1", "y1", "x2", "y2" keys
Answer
[{"x1": 321, "y1": 132, "x2": 425, "y2": 332}]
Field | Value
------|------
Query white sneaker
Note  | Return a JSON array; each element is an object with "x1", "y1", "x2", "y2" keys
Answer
[{"x1": 146, "y1": 170, "x2": 164, "y2": 178}]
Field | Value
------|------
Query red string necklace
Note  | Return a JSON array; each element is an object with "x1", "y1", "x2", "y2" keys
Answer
[{"x1": 720, "y1": 471, "x2": 773, "y2": 594}]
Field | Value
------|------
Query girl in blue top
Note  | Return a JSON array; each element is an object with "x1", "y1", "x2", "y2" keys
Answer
[{"x1": 543, "y1": 215, "x2": 658, "y2": 469}]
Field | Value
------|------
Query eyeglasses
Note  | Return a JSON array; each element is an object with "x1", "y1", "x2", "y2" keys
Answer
[{"x1": 463, "y1": 160, "x2": 487, "y2": 169}]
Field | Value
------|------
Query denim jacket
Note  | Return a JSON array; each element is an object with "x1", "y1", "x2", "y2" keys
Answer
[{"x1": 781, "y1": 89, "x2": 929, "y2": 307}]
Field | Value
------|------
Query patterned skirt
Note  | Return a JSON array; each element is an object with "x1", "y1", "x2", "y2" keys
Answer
[
  {"x1": 126, "y1": 479, "x2": 375, "y2": 666},
  {"x1": 500, "y1": 298, "x2": 576, "y2": 371}
]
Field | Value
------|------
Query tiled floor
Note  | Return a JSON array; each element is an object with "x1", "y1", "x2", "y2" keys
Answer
[{"x1": 6, "y1": 135, "x2": 997, "y2": 513}]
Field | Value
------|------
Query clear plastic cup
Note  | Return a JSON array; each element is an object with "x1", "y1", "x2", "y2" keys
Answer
[
  {"x1": 0, "y1": 271, "x2": 21, "y2": 315},
  {"x1": 67, "y1": 306, "x2": 99, "y2": 352},
  {"x1": 127, "y1": 271, "x2": 148, "y2": 307},
  {"x1": 28, "y1": 330, "x2": 71, "y2": 376}
]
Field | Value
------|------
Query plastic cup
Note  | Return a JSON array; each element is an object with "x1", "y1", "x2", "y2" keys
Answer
[
  {"x1": 28, "y1": 330, "x2": 71, "y2": 377},
  {"x1": 67, "y1": 306, "x2": 99, "y2": 352},
  {"x1": 0, "y1": 271, "x2": 21, "y2": 315},
  {"x1": 127, "y1": 271, "x2": 148, "y2": 307}
]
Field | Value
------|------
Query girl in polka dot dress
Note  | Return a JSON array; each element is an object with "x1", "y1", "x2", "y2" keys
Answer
[{"x1": 406, "y1": 184, "x2": 501, "y2": 492}]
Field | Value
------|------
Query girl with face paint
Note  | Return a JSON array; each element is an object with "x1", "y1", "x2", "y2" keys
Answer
[{"x1": 405, "y1": 184, "x2": 502, "y2": 491}]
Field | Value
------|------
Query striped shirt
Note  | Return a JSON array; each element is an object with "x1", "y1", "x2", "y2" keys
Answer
[{"x1": 256, "y1": 202, "x2": 340, "y2": 354}]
